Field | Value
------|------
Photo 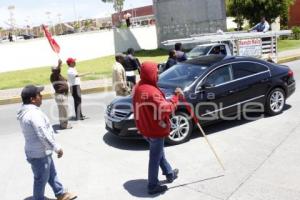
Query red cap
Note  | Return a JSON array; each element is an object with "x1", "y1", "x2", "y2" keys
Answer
[{"x1": 66, "y1": 57, "x2": 76, "y2": 65}]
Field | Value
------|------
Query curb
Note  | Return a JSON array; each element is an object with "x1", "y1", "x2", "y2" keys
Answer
[
  {"x1": 0, "y1": 85, "x2": 112, "y2": 106},
  {"x1": 277, "y1": 54, "x2": 300, "y2": 64},
  {"x1": 1, "y1": 54, "x2": 299, "y2": 106}
]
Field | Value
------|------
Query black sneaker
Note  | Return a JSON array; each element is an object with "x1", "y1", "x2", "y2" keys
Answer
[
  {"x1": 80, "y1": 115, "x2": 88, "y2": 120},
  {"x1": 166, "y1": 168, "x2": 179, "y2": 183},
  {"x1": 148, "y1": 185, "x2": 168, "y2": 195}
]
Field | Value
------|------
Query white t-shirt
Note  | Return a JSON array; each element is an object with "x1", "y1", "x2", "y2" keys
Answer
[{"x1": 67, "y1": 67, "x2": 80, "y2": 86}]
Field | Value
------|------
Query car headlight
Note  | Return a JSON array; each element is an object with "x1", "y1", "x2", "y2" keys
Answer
[{"x1": 128, "y1": 113, "x2": 134, "y2": 120}]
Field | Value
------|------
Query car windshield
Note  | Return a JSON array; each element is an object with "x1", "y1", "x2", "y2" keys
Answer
[
  {"x1": 158, "y1": 63, "x2": 208, "y2": 88},
  {"x1": 187, "y1": 46, "x2": 211, "y2": 59}
]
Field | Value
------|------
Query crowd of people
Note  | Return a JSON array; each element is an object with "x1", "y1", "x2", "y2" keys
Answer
[
  {"x1": 18, "y1": 45, "x2": 185, "y2": 199},
  {"x1": 15, "y1": 15, "x2": 275, "y2": 199}
]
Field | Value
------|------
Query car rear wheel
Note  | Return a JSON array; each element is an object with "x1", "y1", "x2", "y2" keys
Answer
[
  {"x1": 265, "y1": 88, "x2": 286, "y2": 116},
  {"x1": 166, "y1": 112, "x2": 192, "y2": 145}
]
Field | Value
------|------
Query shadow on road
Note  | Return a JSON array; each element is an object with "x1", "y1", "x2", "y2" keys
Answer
[
  {"x1": 168, "y1": 174, "x2": 225, "y2": 189},
  {"x1": 24, "y1": 197, "x2": 55, "y2": 200},
  {"x1": 103, "y1": 105, "x2": 292, "y2": 149},
  {"x1": 52, "y1": 124, "x2": 62, "y2": 133},
  {"x1": 123, "y1": 175, "x2": 224, "y2": 198},
  {"x1": 123, "y1": 179, "x2": 163, "y2": 198},
  {"x1": 103, "y1": 132, "x2": 148, "y2": 151},
  {"x1": 191, "y1": 105, "x2": 292, "y2": 139}
]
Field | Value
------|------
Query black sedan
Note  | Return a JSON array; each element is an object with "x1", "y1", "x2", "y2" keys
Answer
[{"x1": 105, "y1": 55, "x2": 295, "y2": 145}]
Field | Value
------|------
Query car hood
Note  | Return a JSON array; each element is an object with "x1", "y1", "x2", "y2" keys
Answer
[{"x1": 109, "y1": 87, "x2": 178, "y2": 111}]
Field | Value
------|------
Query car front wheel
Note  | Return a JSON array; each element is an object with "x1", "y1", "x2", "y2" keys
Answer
[
  {"x1": 265, "y1": 88, "x2": 286, "y2": 116},
  {"x1": 166, "y1": 112, "x2": 192, "y2": 145}
]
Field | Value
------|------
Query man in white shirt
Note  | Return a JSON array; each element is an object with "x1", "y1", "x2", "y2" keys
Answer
[
  {"x1": 67, "y1": 58, "x2": 86, "y2": 120},
  {"x1": 17, "y1": 85, "x2": 77, "y2": 200}
]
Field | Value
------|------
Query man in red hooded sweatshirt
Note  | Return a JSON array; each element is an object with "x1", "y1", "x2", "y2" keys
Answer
[{"x1": 133, "y1": 61, "x2": 183, "y2": 195}]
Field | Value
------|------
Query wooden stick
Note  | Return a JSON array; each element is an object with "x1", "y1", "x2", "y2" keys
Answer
[{"x1": 181, "y1": 97, "x2": 225, "y2": 171}]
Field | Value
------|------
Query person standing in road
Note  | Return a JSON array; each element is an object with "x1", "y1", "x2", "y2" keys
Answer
[
  {"x1": 174, "y1": 43, "x2": 187, "y2": 62},
  {"x1": 67, "y1": 58, "x2": 87, "y2": 120},
  {"x1": 17, "y1": 85, "x2": 77, "y2": 200},
  {"x1": 133, "y1": 61, "x2": 183, "y2": 195},
  {"x1": 8, "y1": 32, "x2": 13, "y2": 42},
  {"x1": 112, "y1": 53, "x2": 131, "y2": 96},
  {"x1": 50, "y1": 59, "x2": 72, "y2": 129}
]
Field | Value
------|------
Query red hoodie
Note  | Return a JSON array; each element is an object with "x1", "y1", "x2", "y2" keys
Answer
[{"x1": 133, "y1": 61, "x2": 179, "y2": 138}]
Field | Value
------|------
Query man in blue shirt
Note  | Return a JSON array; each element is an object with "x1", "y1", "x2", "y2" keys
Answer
[{"x1": 249, "y1": 17, "x2": 270, "y2": 32}]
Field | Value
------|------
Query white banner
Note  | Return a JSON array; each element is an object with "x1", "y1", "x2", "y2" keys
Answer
[{"x1": 238, "y1": 38, "x2": 262, "y2": 57}]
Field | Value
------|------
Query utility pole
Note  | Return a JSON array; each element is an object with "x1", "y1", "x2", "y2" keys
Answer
[
  {"x1": 57, "y1": 13, "x2": 62, "y2": 35},
  {"x1": 8, "y1": 5, "x2": 15, "y2": 35},
  {"x1": 45, "y1": 11, "x2": 54, "y2": 35}
]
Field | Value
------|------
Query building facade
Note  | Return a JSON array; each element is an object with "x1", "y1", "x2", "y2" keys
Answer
[
  {"x1": 289, "y1": 0, "x2": 300, "y2": 27},
  {"x1": 153, "y1": 0, "x2": 227, "y2": 47},
  {"x1": 111, "y1": 5, "x2": 155, "y2": 27}
]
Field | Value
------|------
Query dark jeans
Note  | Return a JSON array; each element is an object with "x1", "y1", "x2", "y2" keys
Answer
[
  {"x1": 145, "y1": 137, "x2": 173, "y2": 189},
  {"x1": 126, "y1": 75, "x2": 136, "y2": 88},
  {"x1": 71, "y1": 85, "x2": 83, "y2": 119},
  {"x1": 27, "y1": 155, "x2": 64, "y2": 200}
]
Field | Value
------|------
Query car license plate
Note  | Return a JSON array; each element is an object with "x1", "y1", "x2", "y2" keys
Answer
[{"x1": 106, "y1": 118, "x2": 113, "y2": 129}]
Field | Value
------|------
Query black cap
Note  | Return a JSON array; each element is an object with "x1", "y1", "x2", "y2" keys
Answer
[{"x1": 21, "y1": 85, "x2": 44, "y2": 99}]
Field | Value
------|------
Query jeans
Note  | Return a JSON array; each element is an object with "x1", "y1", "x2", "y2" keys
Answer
[
  {"x1": 27, "y1": 155, "x2": 64, "y2": 200},
  {"x1": 145, "y1": 137, "x2": 173, "y2": 189},
  {"x1": 126, "y1": 75, "x2": 136, "y2": 88}
]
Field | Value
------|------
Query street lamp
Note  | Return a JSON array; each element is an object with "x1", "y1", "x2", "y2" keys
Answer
[
  {"x1": 45, "y1": 11, "x2": 55, "y2": 35},
  {"x1": 57, "y1": 13, "x2": 62, "y2": 35},
  {"x1": 73, "y1": 0, "x2": 78, "y2": 23},
  {"x1": 45, "y1": 11, "x2": 51, "y2": 25},
  {"x1": 24, "y1": 19, "x2": 29, "y2": 34},
  {"x1": 8, "y1": 5, "x2": 15, "y2": 32}
]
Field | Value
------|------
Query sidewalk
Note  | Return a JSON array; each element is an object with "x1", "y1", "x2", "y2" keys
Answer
[
  {"x1": 0, "y1": 48, "x2": 300, "y2": 105},
  {"x1": 0, "y1": 78, "x2": 113, "y2": 105}
]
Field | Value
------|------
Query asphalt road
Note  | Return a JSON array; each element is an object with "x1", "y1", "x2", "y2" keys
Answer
[{"x1": 0, "y1": 60, "x2": 300, "y2": 200}]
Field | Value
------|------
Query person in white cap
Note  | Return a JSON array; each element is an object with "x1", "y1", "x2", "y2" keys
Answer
[{"x1": 66, "y1": 58, "x2": 87, "y2": 120}]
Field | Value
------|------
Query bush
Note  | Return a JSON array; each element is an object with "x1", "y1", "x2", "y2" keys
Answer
[{"x1": 292, "y1": 26, "x2": 300, "y2": 40}]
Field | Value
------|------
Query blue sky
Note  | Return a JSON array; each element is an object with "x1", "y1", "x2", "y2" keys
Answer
[{"x1": 0, "y1": 0, "x2": 153, "y2": 28}]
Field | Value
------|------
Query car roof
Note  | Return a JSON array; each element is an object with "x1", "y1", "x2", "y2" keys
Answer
[
  {"x1": 184, "y1": 55, "x2": 227, "y2": 66},
  {"x1": 184, "y1": 55, "x2": 272, "y2": 68}
]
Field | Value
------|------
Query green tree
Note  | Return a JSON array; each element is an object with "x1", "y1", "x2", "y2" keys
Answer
[
  {"x1": 102, "y1": 0, "x2": 124, "y2": 12},
  {"x1": 226, "y1": 0, "x2": 295, "y2": 28}
]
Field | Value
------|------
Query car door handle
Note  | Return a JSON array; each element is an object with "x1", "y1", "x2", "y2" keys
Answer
[
  {"x1": 228, "y1": 90, "x2": 236, "y2": 94},
  {"x1": 260, "y1": 78, "x2": 269, "y2": 83}
]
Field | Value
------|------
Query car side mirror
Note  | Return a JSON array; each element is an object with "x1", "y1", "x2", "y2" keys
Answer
[
  {"x1": 196, "y1": 83, "x2": 214, "y2": 93},
  {"x1": 202, "y1": 83, "x2": 215, "y2": 89}
]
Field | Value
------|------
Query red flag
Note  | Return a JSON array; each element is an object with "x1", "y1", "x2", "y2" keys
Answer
[{"x1": 42, "y1": 24, "x2": 60, "y2": 54}]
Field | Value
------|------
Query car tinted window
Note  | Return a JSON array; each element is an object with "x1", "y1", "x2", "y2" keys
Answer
[
  {"x1": 205, "y1": 65, "x2": 232, "y2": 86},
  {"x1": 187, "y1": 46, "x2": 211, "y2": 59},
  {"x1": 209, "y1": 45, "x2": 227, "y2": 56},
  {"x1": 232, "y1": 62, "x2": 268, "y2": 79},
  {"x1": 158, "y1": 63, "x2": 208, "y2": 88}
]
